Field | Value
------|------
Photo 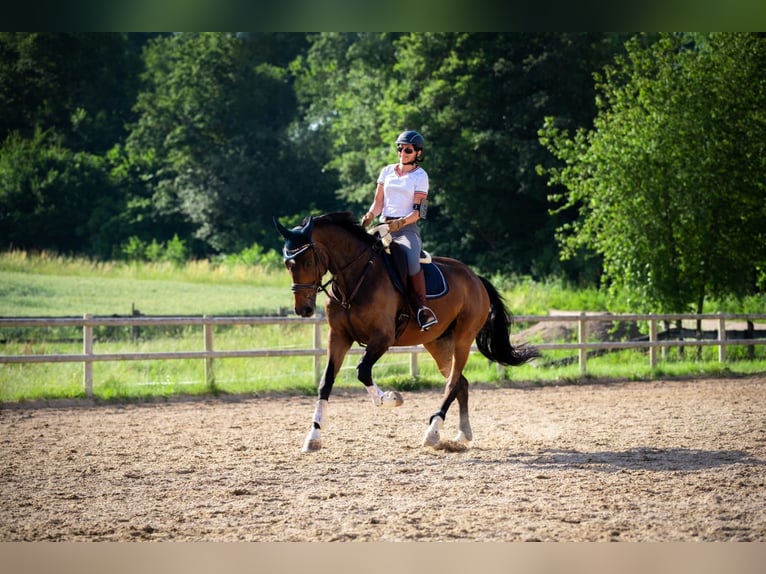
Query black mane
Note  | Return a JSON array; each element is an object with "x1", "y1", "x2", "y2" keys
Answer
[{"x1": 311, "y1": 211, "x2": 376, "y2": 245}]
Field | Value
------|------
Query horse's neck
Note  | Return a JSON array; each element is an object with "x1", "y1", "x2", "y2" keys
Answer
[{"x1": 314, "y1": 228, "x2": 371, "y2": 278}]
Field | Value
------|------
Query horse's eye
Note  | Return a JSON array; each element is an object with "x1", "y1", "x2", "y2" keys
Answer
[{"x1": 304, "y1": 259, "x2": 313, "y2": 269}]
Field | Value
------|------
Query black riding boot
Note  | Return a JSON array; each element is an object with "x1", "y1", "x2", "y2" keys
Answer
[{"x1": 411, "y1": 270, "x2": 438, "y2": 330}]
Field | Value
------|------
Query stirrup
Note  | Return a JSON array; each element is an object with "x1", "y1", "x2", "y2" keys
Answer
[{"x1": 417, "y1": 306, "x2": 438, "y2": 331}]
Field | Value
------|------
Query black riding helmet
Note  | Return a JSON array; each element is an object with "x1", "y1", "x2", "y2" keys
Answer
[{"x1": 395, "y1": 130, "x2": 424, "y2": 163}]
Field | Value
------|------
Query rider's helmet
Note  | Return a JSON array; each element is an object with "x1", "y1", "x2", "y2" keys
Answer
[{"x1": 395, "y1": 130, "x2": 425, "y2": 162}]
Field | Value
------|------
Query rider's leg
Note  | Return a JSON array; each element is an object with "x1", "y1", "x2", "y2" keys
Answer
[
  {"x1": 411, "y1": 268, "x2": 438, "y2": 330},
  {"x1": 392, "y1": 227, "x2": 438, "y2": 331}
]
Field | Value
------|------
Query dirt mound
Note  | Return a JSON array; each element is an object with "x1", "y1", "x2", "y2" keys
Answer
[{"x1": 517, "y1": 311, "x2": 642, "y2": 344}]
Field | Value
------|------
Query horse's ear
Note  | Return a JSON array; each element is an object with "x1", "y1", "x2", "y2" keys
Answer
[
  {"x1": 303, "y1": 216, "x2": 314, "y2": 235},
  {"x1": 273, "y1": 216, "x2": 291, "y2": 239}
]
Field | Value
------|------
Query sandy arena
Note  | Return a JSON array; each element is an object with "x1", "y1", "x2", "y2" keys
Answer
[{"x1": 1, "y1": 377, "x2": 765, "y2": 541}]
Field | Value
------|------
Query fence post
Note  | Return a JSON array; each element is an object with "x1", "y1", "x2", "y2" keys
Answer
[
  {"x1": 313, "y1": 321, "x2": 323, "y2": 381},
  {"x1": 649, "y1": 316, "x2": 658, "y2": 369},
  {"x1": 718, "y1": 314, "x2": 726, "y2": 363},
  {"x1": 203, "y1": 316, "x2": 215, "y2": 390},
  {"x1": 747, "y1": 321, "x2": 755, "y2": 360},
  {"x1": 410, "y1": 349, "x2": 419, "y2": 378},
  {"x1": 578, "y1": 313, "x2": 587, "y2": 376},
  {"x1": 83, "y1": 313, "x2": 93, "y2": 398}
]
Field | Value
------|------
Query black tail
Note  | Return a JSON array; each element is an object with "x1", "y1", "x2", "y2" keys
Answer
[{"x1": 476, "y1": 276, "x2": 541, "y2": 367}]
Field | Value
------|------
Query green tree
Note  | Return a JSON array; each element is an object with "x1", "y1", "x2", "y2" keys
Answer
[
  {"x1": 127, "y1": 32, "x2": 335, "y2": 255},
  {"x1": 293, "y1": 33, "x2": 625, "y2": 278},
  {"x1": 540, "y1": 33, "x2": 766, "y2": 313},
  {"x1": 0, "y1": 129, "x2": 113, "y2": 253},
  {"x1": 0, "y1": 33, "x2": 144, "y2": 256},
  {"x1": 0, "y1": 33, "x2": 142, "y2": 155},
  {"x1": 291, "y1": 33, "x2": 402, "y2": 204}
]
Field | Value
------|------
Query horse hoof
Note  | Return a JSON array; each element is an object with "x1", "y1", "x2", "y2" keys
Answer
[
  {"x1": 422, "y1": 429, "x2": 440, "y2": 447},
  {"x1": 302, "y1": 429, "x2": 322, "y2": 453},
  {"x1": 375, "y1": 390, "x2": 404, "y2": 408},
  {"x1": 454, "y1": 431, "x2": 472, "y2": 445}
]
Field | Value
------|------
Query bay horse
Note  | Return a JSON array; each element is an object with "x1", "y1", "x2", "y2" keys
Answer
[{"x1": 274, "y1": 212, "x2": 539, "y2": 452}]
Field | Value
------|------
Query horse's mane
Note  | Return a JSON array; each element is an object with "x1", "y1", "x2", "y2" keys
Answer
[{"x1": 311, "y1": 211, "x2": 376, "y2": 245}]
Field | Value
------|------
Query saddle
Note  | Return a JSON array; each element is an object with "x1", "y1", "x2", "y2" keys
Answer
[
  {"x1": 382, "y1": 249, "x2": 448, "y2": 300},
  {"x1": 370, "y1": 224, "x2": 449, "y2": 337}
]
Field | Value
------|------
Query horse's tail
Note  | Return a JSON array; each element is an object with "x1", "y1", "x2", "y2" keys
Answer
[{"x1": 476, "y1": 276, "x2": 541, "y2": 367}]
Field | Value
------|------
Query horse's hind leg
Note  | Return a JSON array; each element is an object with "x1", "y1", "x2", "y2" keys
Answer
[
  {"x1": 425, "y1": 375, "x2": 472, "y2": 445},
  {"x1": 453, "y1": 377, "x2": 472, "y2": 444},
  {"x1": 423, "y1": 339, "x2": 473, "y2": 446}
]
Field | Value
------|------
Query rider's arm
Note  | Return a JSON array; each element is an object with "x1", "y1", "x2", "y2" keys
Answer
[
  {"x1": 399, "y1": 192, "x2": 427, "y2": 225},
  {"x1": 365, "y1": 183, "x2": 385, "y2": 218}
]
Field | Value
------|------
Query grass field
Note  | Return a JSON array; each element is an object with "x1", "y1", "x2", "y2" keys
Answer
[{"x1": 2, "y1": 250, "x2": 765, "y2": 402}]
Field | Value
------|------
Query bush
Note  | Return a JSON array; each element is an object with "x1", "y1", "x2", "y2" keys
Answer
[
  {"x1": 221, "y1": 243, "x2": 282, "y2": 271},
  {"x1": 121, "y1": 234, "x2": 188, "y2": 265}
]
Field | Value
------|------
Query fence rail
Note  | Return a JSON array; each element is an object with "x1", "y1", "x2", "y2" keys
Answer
[{"x1": 2, "y1": 312, "x2": 765, "y2": 397}]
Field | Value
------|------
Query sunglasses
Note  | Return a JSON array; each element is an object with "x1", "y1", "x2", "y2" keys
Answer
[{"x1": 397, "y1": 146, "x2": 416, "y2": 154}]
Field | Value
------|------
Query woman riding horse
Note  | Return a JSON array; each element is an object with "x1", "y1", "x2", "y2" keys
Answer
[{"x1": 275, "y1": 212, "x2": 539, "y2": 452}]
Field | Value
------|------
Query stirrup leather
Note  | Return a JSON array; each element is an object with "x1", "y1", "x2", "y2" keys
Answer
[{"x1": 417, "y1": 306, "x2": 438, "y2": 330}]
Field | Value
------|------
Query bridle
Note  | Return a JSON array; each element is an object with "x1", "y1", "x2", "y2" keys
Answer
[
  {"x1": 287, "y1": 243, "x2": 326, "y2": 297},
  {"x1": 289, "y1": 240, "x2": 382, "y2": 309}
]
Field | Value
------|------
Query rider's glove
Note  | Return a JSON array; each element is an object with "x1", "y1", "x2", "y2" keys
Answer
[
  {"x1": 361, "y1": 212, "x2": 375, "y2": 228},
  {"x1": 387, "y1": 218, "x2": 407, "y2": 233}
]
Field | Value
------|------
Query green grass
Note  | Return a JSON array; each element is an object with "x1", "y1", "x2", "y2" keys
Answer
[
  {"x1": 0, "y1": 250, "x2": 291, "y2": 316},
  {"x1": 2, "y1": 250, "x2": 765, "y2": 402}
]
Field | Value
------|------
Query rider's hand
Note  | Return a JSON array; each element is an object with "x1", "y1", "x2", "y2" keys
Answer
[
  {"x1": 361, "y1": 212, "x2": 375, "y2": 228},
  {"x1": 387, "y1": 218, "x2": 407, "y2": 233}
]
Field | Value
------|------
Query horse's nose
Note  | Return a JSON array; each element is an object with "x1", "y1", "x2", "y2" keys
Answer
[{"x1": 296, "y1": 304, "x2": 315, "y2": 318}]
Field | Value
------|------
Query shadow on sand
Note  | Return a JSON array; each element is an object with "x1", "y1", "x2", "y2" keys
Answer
[{"x1": 506, "y1": 447, "x2": 766, "y2": 472}]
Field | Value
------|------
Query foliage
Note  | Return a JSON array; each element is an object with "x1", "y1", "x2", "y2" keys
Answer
[
  {"x1": 126, "y1": 32, "x2": 338, "y2": 255},
  {"x1": 293, "y1": 33, "x2": 628, "y2": 279},
  {"x1": 539, "y1": 33, "x2": 766, "y2": 313},
  {"x1": 1, "y1": 30, "x2": 764, "y2": 312},
  {"x1": 0, "y1": 33, "x2": 149, "y2": 259},
  {"x1": 0, "y1": 129, "x2": 115, "y2": 254},
  {"x1": 217, "y1": 242, "x2": 283, "y2": 271},
  {"x1": 121, "y1": 234, "x2": 188, "y2": 265}
]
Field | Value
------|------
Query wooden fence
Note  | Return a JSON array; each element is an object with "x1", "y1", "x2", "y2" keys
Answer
[{"x1": 1, "y1": 312, "x2": 765, "y2": 397}]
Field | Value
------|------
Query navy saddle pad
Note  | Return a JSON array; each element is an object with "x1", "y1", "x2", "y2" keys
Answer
[{"x1": 423, "y1": 262, "x2": 448, "y2": 299}]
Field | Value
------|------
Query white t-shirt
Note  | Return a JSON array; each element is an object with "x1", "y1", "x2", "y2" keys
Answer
[{"x1": 377, "y1": 164, "x2": 429, "y2": 219}]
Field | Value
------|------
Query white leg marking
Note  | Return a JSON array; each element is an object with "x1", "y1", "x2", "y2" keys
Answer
[
  {"x1": 422, "y1": 415, "x2": 443, "y2": 447},
  {"x1": 312, "y1": 399, "x2": 329, "y2": 430},
  {"x1": 302, "y1": 399, "x2": 328, "y2": 453}
]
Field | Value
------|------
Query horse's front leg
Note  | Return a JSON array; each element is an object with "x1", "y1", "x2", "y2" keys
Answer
[
  {"x1": 357, "y1": 338, "x2": 403, "y2": 408},
  {"x1": 303, "y1": 328, "x2": 352, "y2": 453}
]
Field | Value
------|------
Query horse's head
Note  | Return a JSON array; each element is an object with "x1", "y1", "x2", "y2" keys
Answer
[{"x1": 273, "y1": 216, "x2": 323, "y2": 317}]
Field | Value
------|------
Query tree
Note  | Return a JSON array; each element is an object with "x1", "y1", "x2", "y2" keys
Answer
[
  {"x1": 127, "y1": 32, "x2": 336, "y2": 254},
  {"x1": 294, "y1": 33, "x2": 626, "y2": 278},
  {"x1": 0, "y1": 129, "x2": 112, "y2": 253},
  {"x1": 0, "y1": 33, "x2": 141, "y2": 155},
  {"x1": 539, "y1": 33, "x2": 766, "y2": 313},
  {"x1": 0, "y1": 33, "x2": 142, "y2": 255}
]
